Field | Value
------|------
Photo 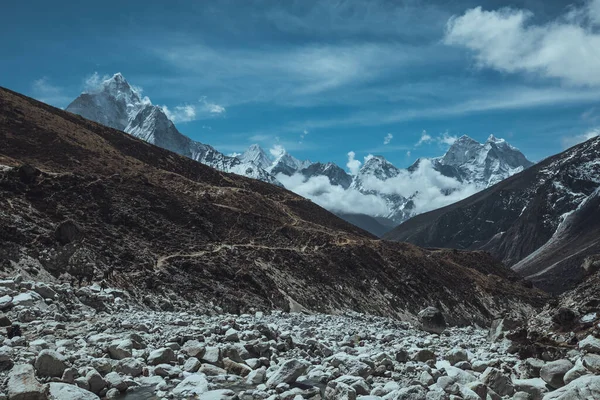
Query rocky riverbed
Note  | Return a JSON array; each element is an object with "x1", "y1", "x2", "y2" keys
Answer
[{"x1": 0, "y1": 276, "x2": 598, "y2": 400}]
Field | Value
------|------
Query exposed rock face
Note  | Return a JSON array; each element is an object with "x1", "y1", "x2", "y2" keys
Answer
[
  {"x1": 385, "y1": 135, "x2": 600, "y2": 294},
  {"x1": 0, "y1": 87, "x2": 548, "y2": 324}
]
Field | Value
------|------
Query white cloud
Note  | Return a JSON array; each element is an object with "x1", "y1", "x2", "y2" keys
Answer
[
  {"x1": 269, "y1": 144, "x2": 285, "y2": 158},
  {"x1": 276, "y1": 173, "x2": 390, "y2": 216},
  {"x1": 415, "y1": 130, "x2": 433, "y2": 146},
  {"x1": 161, "y1": 104, "x2": 197, "y2": 123},
  {"x1": 199, "y1": 96, "x2": 226, "y2": 114},
  {"x1": 84, "y1": 72, "x2": 110, "y2": 92},
  {"x1": 346, "y1": 151, "x2": 362, "y2": 175},
  {"x1": 31, "y1": 77, "x2": 71, "y2": 107},
  {"x1": 445, "y1": 2, "x2": 600, "y2": 86},
  {"x1": 561, "y1": 128, "x2": 600, "y2": 148},
  {"x1": 359, "y1": 158, "x2": 479, "y2": 214},
  {"x1": 406, "y1": 151, "x2": 411, "y2": 157},
  {"x1": 383, "y1": 133, "x2": 393, "y2": 145},
  {"x1": 439, "y1": 132, "x2": 458, "y2": 146}
]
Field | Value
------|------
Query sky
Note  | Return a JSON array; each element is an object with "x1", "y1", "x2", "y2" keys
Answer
[{"x1": 2, "y1": 0, "x2": 600, "y2": 169}]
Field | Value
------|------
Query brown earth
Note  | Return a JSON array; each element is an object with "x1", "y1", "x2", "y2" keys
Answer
[{"x1": 0, "y1": 87, "x2": 548, "y2": 325}]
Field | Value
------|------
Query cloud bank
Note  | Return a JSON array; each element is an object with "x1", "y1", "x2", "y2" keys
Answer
[
  {"x1": 277, "y1": 157, "x2": 479, "y2": 219},
  {"x1": 445, "y1": 1, "x2": 600, "y2": 86}
]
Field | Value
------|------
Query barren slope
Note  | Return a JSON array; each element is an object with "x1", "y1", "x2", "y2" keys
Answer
[{"x1": 0, "y1": 87, "x2": 547, "y2": 325}]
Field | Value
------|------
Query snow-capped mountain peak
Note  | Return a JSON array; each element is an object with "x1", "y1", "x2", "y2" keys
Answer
[
  {"x1": 237, "y1": 144, "x2": 273, "y2": 170},
  {"x1": 359, "y1": 155, "x2": 401, "y2": 180},
  {"x1": 66, "y1": 73, "x2": 281, "y2": 186},
  {"x1": 268, "y1": 150, "x2": 311, "y2": 176}
]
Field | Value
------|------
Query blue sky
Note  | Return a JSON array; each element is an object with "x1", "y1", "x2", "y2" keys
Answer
[{"x1": 2, "y1": 0, "x2": 600, "y2": 169}]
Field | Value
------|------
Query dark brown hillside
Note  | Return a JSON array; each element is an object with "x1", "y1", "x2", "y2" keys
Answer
[
  {"x1": 0, "y1": 87, "x2": 547, "y2": 325},
  {"x1": 385, "y1": 135, "x2": 600, "y2": 293}
]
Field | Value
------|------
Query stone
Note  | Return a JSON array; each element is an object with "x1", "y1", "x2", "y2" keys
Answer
[
  {"x1": 183, "y1": 340, "x2": 205, "y2": 358},
  {"x1": 34, "y1": 349, "x2": 68, "y2": 377},
  {"x1": 395, "y1": 349, "x2": 409, "y2": 363},
  {"x1": 48, "y1": 382, "x2": 99, "y2": 400},
  {"x1": 33, "y1": 283, "x2": 57, "y2": 300},
  {"x1": 582, "y1": 354, "x2": 600, "y2": 373},
  {"x1": 564, "y1": 363, "x2": 590, "y2": 385},
  {"x1": 412, "y1": 349, "x2": 436, "y2": 363},
  {"x1": 513, "y1": 378, "x2": 549, "y2": 400},
  {"x1": 0, "y1": 345, "x2": 13, "y2": 371},
  {"x1": 106, "y1": 388, "x2": 120, "y2": 399},
  {"x1": 202, "y1": 346, "x2": 222, "y2": 366},
  {"x1": 108, "y1": 339, "x2": 133, "y2": 360},
  {"x1": 465, "y1": 381, "x2": 487, "y2": 399},
  {"x1": 525, "y1": 358, "x2": 545, "y2": 378},
  {"x1": 266, "y1": 359, "x2": 309, "y2": 387},
  {"x1": 154, "y1": 363, "x2": 182, "y2": 378},
  {"x1": 147, "y1": 347, "x2": 176, "y2": 365},
  {"x1": 488, "y1": 316, "x2": 523, "y2": 342},
  {"x1": 480, "y1": 367, "x2": 514, "y2": 397},
  {"x1": 418, "y1": 307, "x2": 446, "y2": 334},
  {"x1": 223, "y1": 357, "x2": 252, "y2": 376},
  {"x1": 172, "y1": 374, "x2": 209, "y2": 397},
  {"x1": 225, "y1": 328, "x2": 240, "y2": 342},
  {"x1": 199, "y1": 389, "x2": 237, "y2": 400},
  {"x1": 115, "y1": 358, "x2": 143, "y2": 377},
  {"x1": 8, "y1": 364, "x2": 47, "y2": 400},
  {"x1": 325, "y1": 381, "x2": 357, "y2": 400},
  {"x1": 12, "y1": 292, "x2": 43, "y2": 307},
  {"x1": 199, "y1": 363, "x2": 228, "y2": 376},
  {"x1": 579, "y1": 335, "x2": 600, "y2": 354},
  {"x1": 540, "y1": 359, "x2": 573, "y2": 389},
  {"x1": 513, "y1": 392, "x2": 532, "y2": 400},
  {"x1": 0, "y1": 296, "x2": 13, "y2": 310},
  {"x1": 446, "y1": 348, "x2": 469, "y2": 365},
  {"x1": 184, "y1": 357, "x2": 202, "y2": 372},
  {"x1": 247, "y1": 367, "x2": 267, "y2": 385},
  {"x1": 105, "y1": 372, "x2": 128, "y2": 392},
  {"x1": 334, "y1": 376, "x2": 370, "y2": 396},
  {"x1": 86, "y1": 369, "x2": 106, "y2": 394},
  {"x1": 542, "y1": 375, "x2": 600, "y2": 399}
]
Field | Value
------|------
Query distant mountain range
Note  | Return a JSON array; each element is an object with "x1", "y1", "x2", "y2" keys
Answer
[
  {"x1": 66, "y1": 73, "x2": 533, "y2": 235},
  {"x1": 385, "y1": 135, "x2": 600, "y2": 294}
]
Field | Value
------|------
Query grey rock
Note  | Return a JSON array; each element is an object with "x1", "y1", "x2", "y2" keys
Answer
[
  {"x1": 542, "y1": 375, "x2": 600, "y2": 399},
  {"x1": 481, "y1": 367, "x2": 515, "y2": 397},
  {"x1": 115, "y1": 358, "x2": 143, "y2": 377},
  {"x1": 582, "y1": 353, "x2": 600, "y2": 373},
  {"x1": 147, "y1": 347, "x2": 176, "y2": 366},
  {"x1": 8, "y1": 364, "x2": 47, "y2": 400},
  {"x1": 182, "y1": 340, "x2": 205, "y2": 358},
  {"x1": 579, "y1": 335, "x2": 600, "y2": 354},
  {"x1": 48, "y1": 382, "x2": 99, "y2": 399},
  {"x1": 540, "y1": 359, "x2": 573, "y2": 389},
  {"x1": 34, "y1": 349, "x2": 68, "y2": 377},
  {"x1": 513, "y1": 378, "x2": 549, "y2": 400},
  {"x1": 446, "y1": 348, "x2": 468, "y2": 365},
  {"x1": 564, "y1": 363, "x2": 590, "y2": 385},
  {"x1": 417, "y1": 307, "x2": 446, "y2": 334},
  {"x1": 108, "y1": 339, "x2": 133, "y2": 360},
  {"x1": 266, "y1": 359, "x2": 309, "y2": 387},
  {"x1": 184, "y1": 357, "x2": 201, "y2": 372},
  {"x1": 86, "y1": 369, "x2": 107, "y2": 394},
  {"x1": 172, "y1": 374, "x2": 209, "y2": 397},
  {"x1": 105, "y1": 372, "x2": 128, "y2": 392}
]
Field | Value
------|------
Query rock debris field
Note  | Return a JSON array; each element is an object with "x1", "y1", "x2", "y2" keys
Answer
[{"x1": 0, "y1": 277, "x2": 598, "y2": 400}]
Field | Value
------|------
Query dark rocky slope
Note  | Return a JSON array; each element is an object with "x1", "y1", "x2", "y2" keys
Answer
[
  {"x1": 0, "y1": 87, "x2": 547, "y2": 325},
  {"x1": 385, "y1": 136, "x2": 600, "y2": 293}
]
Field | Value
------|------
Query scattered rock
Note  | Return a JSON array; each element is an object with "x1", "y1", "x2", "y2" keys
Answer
[
  {"x1": 34, "y1": 349, "x2": 68, "y2": 377},
  {"x1": 540, "y1": 359, "x2": 573, "y2": 389},
  {"x1": 8, "y1": 364, "x2": 47, "y2": 400},
  {"x1": 418, "y1": 307, "x2": 446, "y2": 334}
]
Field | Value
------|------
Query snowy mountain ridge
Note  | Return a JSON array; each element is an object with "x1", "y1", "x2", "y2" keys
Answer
[
  {"x1": 66, "y1": 73, "x2": 281, "y2": 186},
  {"x1": 65, "y1": 73, "x2": 533, "y2": 233}
]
